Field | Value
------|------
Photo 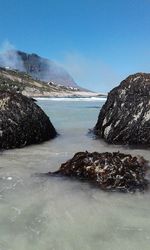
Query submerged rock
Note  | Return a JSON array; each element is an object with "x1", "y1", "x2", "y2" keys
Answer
[
  {"x1": 48, "y1": 151, "x2": 148, "y2": 192},
  {"x1": 0, "y1": 91, "x2": 57, "y2": 149},
  {"x1": 94, "y1": 73, "x2": 150, "y2": 145}
]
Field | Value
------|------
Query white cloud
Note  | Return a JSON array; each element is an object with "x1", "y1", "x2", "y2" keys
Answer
[
  {"x1": 0, "y1": 40, "x2": 25, "y2": 71},
  {"x1": 57, "y1": 52, "x2": 120, "y2": 92}
]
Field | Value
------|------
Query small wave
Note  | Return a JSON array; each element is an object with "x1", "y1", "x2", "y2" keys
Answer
[{"x1": 35, "y1": 97, "x2": 107, "y2": 102}]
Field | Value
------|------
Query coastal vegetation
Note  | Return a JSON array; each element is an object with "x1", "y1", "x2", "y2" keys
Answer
[{"x1": 0, "y1": 67, "x2": 101, "y2": 98}]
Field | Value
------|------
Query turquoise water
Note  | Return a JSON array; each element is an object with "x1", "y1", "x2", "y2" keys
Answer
[{"x1": 0, "y1": 99, "x2": 150, "y2": 250}]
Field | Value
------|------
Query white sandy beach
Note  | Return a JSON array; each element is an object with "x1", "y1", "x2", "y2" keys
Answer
[{"x1": 26, "y1": 90, "x2": 107, "y2": 98}]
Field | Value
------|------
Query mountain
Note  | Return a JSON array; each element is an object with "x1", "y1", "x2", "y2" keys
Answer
[
  {"x1": 0, "y1": 67, "x2": 102, "y2": 98},
  {"x1": 0, "y1": 50, "x2": 78, "y2": 88}
]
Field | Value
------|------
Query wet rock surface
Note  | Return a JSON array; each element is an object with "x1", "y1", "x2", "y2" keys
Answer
[
  {"x1": 94, "y1": 73, "x2": 150, "y2": 145},
  {"x1": 0, "y1": 91, "x2": 57, "y2": 149},
  {"x1": 48, "y1": 151, "x2": 148, "y2": 192}
]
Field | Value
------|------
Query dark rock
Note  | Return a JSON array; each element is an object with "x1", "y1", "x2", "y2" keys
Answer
[
  {"x1": 48, "y1": 151, "x2": 148, "y2": 192},
  {"x1": 94, "y1": 73, "x2": 150, "y2": 145},
  {"x1": 0, "y1": 91, "x2": 57, "y2": 149}
]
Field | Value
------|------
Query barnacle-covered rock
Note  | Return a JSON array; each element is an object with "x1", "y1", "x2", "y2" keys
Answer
[
  {"x1": 48, "y1": 151, "x2": 148, "y2": 192},
  {"x1": 94, "y1": 73, "x2": 150, "y2": 145},
  {"x1": 0, "y1": 91, "x2": 57, "y2": 149}
]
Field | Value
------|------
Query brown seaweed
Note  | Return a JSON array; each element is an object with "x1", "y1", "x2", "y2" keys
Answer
[{"x1": 48, "y1": 151, "x2": 148, "y2": 192}]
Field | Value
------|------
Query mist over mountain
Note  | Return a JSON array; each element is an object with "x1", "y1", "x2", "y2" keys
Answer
[{"x1": 0, "y1": 50, "x2": 78, "y2": 88}]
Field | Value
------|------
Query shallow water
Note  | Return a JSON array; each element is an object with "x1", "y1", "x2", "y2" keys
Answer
[{"x1": 0, "y1": 99, "x2": 150, "y2": 250}]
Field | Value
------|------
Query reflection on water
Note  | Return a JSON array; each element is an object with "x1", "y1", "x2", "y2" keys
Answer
[{"x1": 0, "y1": 100, "x2": 150, "y2": 250}]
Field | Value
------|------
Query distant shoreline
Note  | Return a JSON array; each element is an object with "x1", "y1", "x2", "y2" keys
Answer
[{"x1": 30, "y1": 91, "x2": 107, "y2": 99}]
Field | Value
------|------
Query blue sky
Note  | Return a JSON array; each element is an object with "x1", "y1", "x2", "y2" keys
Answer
[{"x1": 0, "y1": 0, "x2": 150, "y2": 92}]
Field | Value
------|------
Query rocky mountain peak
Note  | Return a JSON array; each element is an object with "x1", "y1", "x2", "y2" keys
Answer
[{"x1": 0, "y1": 50, "x2": 78, "y2": 88}]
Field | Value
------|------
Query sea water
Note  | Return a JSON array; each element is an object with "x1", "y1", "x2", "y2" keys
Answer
[{"x1": 0, "y1": 98, "x2": 150, "y2": 250}]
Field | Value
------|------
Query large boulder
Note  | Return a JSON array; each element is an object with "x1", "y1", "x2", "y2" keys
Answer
[
  {"x1": 48, "y1": 151, "x2": 148, "y2": 192},
  {"x1": 0, "y1": 91, "x2": 57, "y2": 149},
  {"x1": 94, "y1": 73, "x2": 150, "y2": 145}
]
